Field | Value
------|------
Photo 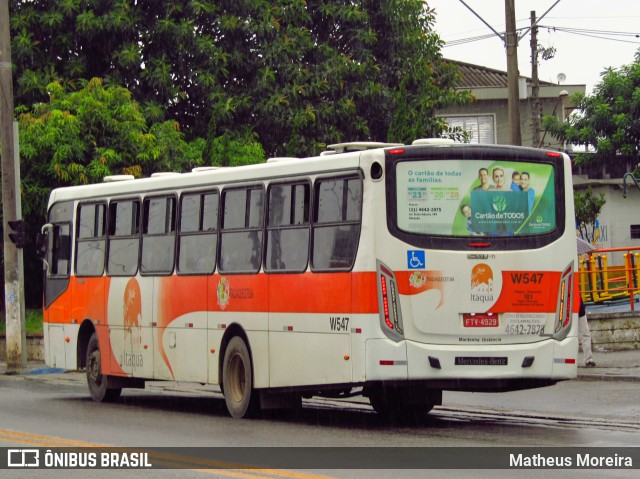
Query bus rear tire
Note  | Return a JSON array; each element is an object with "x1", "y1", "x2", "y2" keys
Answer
[
  {"x1": 222, "y1": 336, "x2": 258, "y2": 419},
  {"x1": 86, "y1": 333, "x2": 122, "y2": 403}
]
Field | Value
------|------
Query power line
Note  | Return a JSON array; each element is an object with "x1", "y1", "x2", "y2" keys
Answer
[
  {"x1": 539, "y1": 26, "x2": 640, "y2": 45},
  {"x1": 443, "y1": 27, "x2": 530, "y2": 47},
  {"x1": 444, "y1": 32, "x2": 500, "y2": 46},
  {"x1": 442, "y1": 25, "x2": 640, "y2": 47},
  {"x1": 543, "y1": 26, "x2": 640, "y2": 37}
]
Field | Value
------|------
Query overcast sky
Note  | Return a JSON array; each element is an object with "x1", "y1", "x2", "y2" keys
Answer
[{"x1": 427, "y1": 0, "x2": 640, "y2": 94}]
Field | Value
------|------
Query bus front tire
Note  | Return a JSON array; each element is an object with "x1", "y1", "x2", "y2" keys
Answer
[
  {"x1": 222, "y1": 336, "x2": 258, "y2": 419},
  {"x1": 86, "y1": 333, "x2": 122, "y2": 403}
]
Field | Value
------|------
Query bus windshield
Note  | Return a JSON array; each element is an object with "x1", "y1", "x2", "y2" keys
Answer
[{"x1": 396, "y1": 159, "x2": 556, "y2": 236}]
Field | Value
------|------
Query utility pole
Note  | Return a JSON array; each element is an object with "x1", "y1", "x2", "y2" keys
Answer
[
  {"x1": 505, "y1": 0, "x2": 522, "y2": 146},
  {"x1": 1, "y1": 0, "x2": 26, "y2": 371},
  {"x1": 458, "y1": 0, "x2": 562, "y2": 146},
  {"x1": 530, "y1": 11, "x2": 541, "y2": 148}
]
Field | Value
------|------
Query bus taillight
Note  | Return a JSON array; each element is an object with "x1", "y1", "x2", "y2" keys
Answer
[
  {"x1": 552, "y1": 263, "x2": 574, "y2": 340},
  {"x1": 380, "y1": 276, "x2": 393, "y2": 329},
  {"x1": 377, "y1": 262, "x2": 404, "y2": 340}
]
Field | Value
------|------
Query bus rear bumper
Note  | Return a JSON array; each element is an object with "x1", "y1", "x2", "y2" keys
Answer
[{"x1": 365, "y1": 337, "x2": 578, "y2": 392}]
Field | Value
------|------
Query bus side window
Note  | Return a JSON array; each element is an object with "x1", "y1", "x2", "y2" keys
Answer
[
  {"x1": 50, "y1": 224, "x2": 71, "y2": 276},
  {"x1": 266, "y1": 182, "x2": 310, "y2": 272},
  {"x1": 141, "y1": 196, "x2": 176, "y2": 275},
  {"x1": 75, "y1": 203, "x2": 106, "y2": 277},
  {"x1": 312, "y1": 176, "x2": 362, "y2": 271},
  {"x1": 107, "y1": 200, "x2": 141, "y2": 276},
  {"x1": 219, "y1": 186, "x2": 264, "y2": 273},
  {"x1": 178, "y1": 191, "x2": 218, "y2": 275}
]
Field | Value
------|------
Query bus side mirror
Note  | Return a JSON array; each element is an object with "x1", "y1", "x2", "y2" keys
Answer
[
  {"x1": 36, "y1": 232, "x2": 47, "y2": 259},
  {"x1": 37, "y1": 223, "x2": 52, "y2": 273}
]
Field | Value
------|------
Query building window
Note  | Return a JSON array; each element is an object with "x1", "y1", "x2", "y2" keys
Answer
[
  {"x1": 631, "y1": 225, "x2": 640, "y2": 239},
  {"x1": 443, "y1": 115, "x2": 495, "y2": 144}
]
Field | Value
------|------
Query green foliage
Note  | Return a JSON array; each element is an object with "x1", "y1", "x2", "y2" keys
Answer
[
  {"x1": 0, "y1": 310, "x2": 43, "y2": 335},
  {"x1": 369, "y1": 1, "x2": 474, "y2": 143},
  {"x1": 443, "y1": 126, "x2": 474, "y2": 143},
  {"x1": 205, "y1": 133, "x2": 266, "y2": 167},
  {"x1": 11, "y1": 0, "x2": 470, "y2": 156},
  {"x1": 14, "y1": 78, "x2": 205, "y2": 308},
  {"x1": 18, "y1": 78, "x2": 205, "y2": 217},
  {"x1": 542, "y1": 50, "x2": 640, "y2": 165},
  {"x1": 8, "y1": 1, "x2": 470, "y2": 308},
  {"x1": 574, "y1": 188, "x2": 606, "y2": 243}
]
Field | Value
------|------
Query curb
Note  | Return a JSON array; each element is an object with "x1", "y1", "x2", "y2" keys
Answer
[{"x1": 577, "y1": 373, "x2": 640, "y2": 382}]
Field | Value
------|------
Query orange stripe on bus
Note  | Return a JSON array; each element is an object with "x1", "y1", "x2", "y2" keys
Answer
[
  {"x1": 269, "y1": 272, "x2": 378, "y2": 314},
  {"x1": 488, "y1": 271, "x2": 562, "y2": 313},
  {"x1": 45, "y1": 272, "x2": 382, "y2": 328}
]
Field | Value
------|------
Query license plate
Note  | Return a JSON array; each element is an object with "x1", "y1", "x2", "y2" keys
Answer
[
  {"x1": 463, "y1": 313, "x2": 498, "y2": 328},
  {"x1": 455, "y1": 357, "x2": 508, "y2": 366}
]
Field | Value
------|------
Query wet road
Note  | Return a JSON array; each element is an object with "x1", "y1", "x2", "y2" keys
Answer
[{"x1": 1, "y1": 371, "x2": 639, "y2": 478}]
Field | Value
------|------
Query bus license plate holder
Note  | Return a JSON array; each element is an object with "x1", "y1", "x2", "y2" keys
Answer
[{"x1": 462, "y1": 313, "x2": 498, "y2": 328}]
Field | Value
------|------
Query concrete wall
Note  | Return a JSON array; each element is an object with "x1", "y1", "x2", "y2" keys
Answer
[
  {"x1": 588, "y1": 312, "x2": 640, "y2": 351},
  {"x1": 0, "y1": 334, "x2": 44, "y2": 361}
]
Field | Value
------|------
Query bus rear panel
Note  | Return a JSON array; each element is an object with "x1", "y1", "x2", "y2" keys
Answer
[{"x1": 365, "y1": 144, "x2": 578, "y2": 392}]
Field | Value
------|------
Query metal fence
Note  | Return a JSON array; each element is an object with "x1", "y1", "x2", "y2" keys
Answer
[{"x1": 578, "y1": 246, "x2": 640, "y2": 311}]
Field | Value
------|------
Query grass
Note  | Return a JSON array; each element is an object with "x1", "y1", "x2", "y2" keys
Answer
[{"x1": 0, "y1": 309, "x2": 43, "y2": 335}]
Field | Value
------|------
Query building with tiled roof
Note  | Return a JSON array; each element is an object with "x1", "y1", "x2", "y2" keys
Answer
[
  {"x1": 437, "y1": 60, "x2": 585, "y2": 149},
  {"x1": 439, "y1": 61, "x2": 640, "y2": 254}
]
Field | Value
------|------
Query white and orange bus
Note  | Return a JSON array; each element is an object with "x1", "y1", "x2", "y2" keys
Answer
[{"x1": 38, "y1": 140, "x2": 579, "y2": 419}]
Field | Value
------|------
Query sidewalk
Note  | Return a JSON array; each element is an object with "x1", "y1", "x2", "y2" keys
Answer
[
  {"x1": 2, "y1": 349, "x2": 639, "y2": 383},
  {"x1": 577, "y1": 348, "x2": 640, "y2": 382}
]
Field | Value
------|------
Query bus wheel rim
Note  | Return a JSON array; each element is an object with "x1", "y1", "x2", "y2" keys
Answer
[
  {"x1": 229, "y1": 352, "x2": 246, "y2": 402},
  {"x1": 88, "y1": 350, "x2": 102, "y2": 385}
]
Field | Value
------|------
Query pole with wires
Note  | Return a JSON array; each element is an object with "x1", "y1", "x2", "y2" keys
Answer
[{"x1": 1, "y1": 0, "x2": 26, "y2": 371}]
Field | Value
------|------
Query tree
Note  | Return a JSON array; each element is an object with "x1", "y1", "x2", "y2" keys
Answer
[
  {"x1": 206, "y1": 0, "x2": 472, "y2": 155},
  {"x1": 10, "y1": 0, "x2": 470, "y2": 156},
  {"x1": 574, "y1": 188, "x2": 606, "y2": 243},
  {"x1": 10, "y1": 0, "x2": 231, "y2": 139},
  {"x1": 18, "y1": 78, "x2": 205, "y2": 215},
  {"x1": 365, "y1": 1, "x2": 473, "y2": 143},
  {"x1": 12, "y1": 78, "x2": 206, "y2": 308},
  {"x1": 542, "y1": 50, "x2": 640, "y2": 169}
]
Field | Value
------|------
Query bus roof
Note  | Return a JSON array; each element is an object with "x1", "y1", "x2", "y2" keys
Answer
[
  {"x1": 48, "y1": 148, "x2": 365, "y2": 205},
  {"x1": 47, "y1": 140, "x2": 566, "y2": 206}
]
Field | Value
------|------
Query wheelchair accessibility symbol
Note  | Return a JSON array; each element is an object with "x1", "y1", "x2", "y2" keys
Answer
[{"x1": 407, "y1": 250, "x2": 425, "y2": 270}]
